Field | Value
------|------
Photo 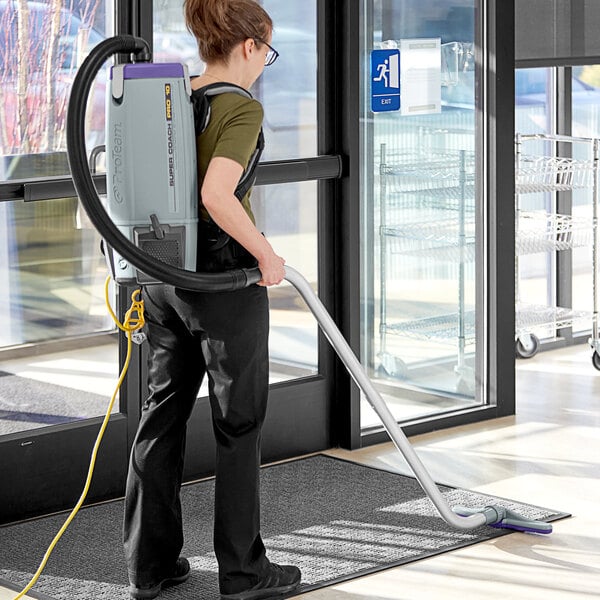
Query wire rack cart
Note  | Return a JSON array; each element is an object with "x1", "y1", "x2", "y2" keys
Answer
[
  {"x1": 378, "y1": 143, "x2": 476, "y2": 393},
  {"x1": 515, "y1": 133, "x2": 600, "y2": 366}
]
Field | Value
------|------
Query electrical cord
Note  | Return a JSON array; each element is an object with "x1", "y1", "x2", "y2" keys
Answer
[{"x1": 13, "y1": 277, "x2": 144, "y2": 600}]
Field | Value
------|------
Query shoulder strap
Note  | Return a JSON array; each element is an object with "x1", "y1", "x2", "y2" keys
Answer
[
  {"x1": 190, "y1": 82, "x2": 264, "y2": 202},
  {"x1": 190, "y1": 82, "x2": 253, "y2": 135},
  {"x1": 234, "y1": 128, "x2": 264, "y2": 201}
]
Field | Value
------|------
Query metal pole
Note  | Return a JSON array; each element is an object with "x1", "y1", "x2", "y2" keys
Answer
[
  {"x1": 457, "y1": 150, "x2": 466, "y2": 371},
  {"x1": 284, "y1": 265, "x2": 488, "y2": 530},
  {"x1": 379, "y1": 143, "x2": 388, "y2": 358},
  {"x1": 592, "y1": 138, "x2": 599, "y2": 346},
  {"x1": 515, "y1": 134, "x2": 522, "y2": 306}
]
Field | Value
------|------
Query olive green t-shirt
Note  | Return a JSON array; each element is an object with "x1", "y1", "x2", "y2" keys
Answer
[{"x1": 196, "y1": 92, "x2": 263, "y2": 224}]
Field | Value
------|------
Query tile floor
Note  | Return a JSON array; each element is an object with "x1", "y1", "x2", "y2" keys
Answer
[{"x1": 307, "y1": 344, "x2": 600, "y2": 599}]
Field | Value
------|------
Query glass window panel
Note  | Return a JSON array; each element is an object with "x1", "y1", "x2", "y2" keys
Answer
[
  {"x1": 0, "y1": 197, "x2": 113, "y2": 348},
  {"x1": 0, "y1": 196, "x2": 118, "y2": 436},
  {"x1": 571, "y1": 66, "x2": 600, "y2": 332},
  {"x1": 515, "y1": 68, "x2": 557, "y2": 339},
  {"x1": 152, "y1": 0, "x2": 317, "y2": 160},
  {"x1": 152, "y1": 2, "x2": 320, "y2": 387},
  {"x1": 0, "y1": 3, "x2": 120, "y2": 436},
  {"x1": 195, "y1": 181, "x2": 318, "y2": 398},
  {"x1": 360, "y1": 0, "x2": 481, "y2": 430},
  {"x1": 0, "y1": 341, "x2": 118, "y2": 435},
  {"x1": 0, "y1": 0, "x2": 113, "y2": 181},
  {"x1": 259, "y1": 182, "x2": 318, "y2": 382}
]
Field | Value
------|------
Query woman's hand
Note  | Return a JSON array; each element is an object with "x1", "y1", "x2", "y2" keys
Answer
[{"x1": 257, "y1": 251, "x2": 286, "y2": 287}]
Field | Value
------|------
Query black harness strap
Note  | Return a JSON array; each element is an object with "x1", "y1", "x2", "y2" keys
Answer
[{"x1": 190, "y1": 82, "x2": 264, "y2": 202}]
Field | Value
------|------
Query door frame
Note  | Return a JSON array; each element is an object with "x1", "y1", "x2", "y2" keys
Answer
[
  {"x1": 340, "y1": 0, "x2": 518, "y2": 449},
  {"x1": 0, "y1": 0, "x2": 344, "y2": 522}
]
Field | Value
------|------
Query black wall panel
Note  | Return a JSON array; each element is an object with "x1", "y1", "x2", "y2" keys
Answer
[{"x1": 516, "y1": 0, "x2": 600, "y2": 65}]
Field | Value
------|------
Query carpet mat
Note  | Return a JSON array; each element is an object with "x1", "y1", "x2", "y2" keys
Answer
[{"x1": 0, "y1": 454, "x2": 568, "y2": 599}]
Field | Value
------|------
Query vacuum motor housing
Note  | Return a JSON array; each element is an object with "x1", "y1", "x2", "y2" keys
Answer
[{"x1": 106, "y1": 62, "x2": 197, "y2": 284}]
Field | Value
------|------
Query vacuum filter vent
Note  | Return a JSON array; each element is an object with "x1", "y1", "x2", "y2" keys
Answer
[
  {"x1": 138, "y1": 239, "x2": 181, "y2": 265},
  {"x1": 133, "y1": 221, "x2": 186, "y2": 284}
]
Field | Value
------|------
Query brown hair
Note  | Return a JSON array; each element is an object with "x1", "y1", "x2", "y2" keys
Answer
[{"x1": 184, "y1": 0, "x2": 273, "y2": 63}]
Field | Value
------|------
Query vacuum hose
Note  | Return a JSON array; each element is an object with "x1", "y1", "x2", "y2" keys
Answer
[{"x1": 66, "y1": 35, "x2": 261, "y2": 292}]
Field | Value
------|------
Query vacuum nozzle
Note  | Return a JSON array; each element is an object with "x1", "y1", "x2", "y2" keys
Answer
[{"x1": 453, "y1": 505, "x2": 553, "y2": 534}]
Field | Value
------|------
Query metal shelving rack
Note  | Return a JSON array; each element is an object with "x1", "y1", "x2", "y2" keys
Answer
[
  {"x1": 378, "y1": 143, "x2": 476, "y2": 392},
  {"x1": 514, "y1": 133, "x2": 600, "y2": 366}
]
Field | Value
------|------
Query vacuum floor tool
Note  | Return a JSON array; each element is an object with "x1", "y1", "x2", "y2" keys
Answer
[{"x1": 66, "y1": 35, "x2": 552, "y2": 535}]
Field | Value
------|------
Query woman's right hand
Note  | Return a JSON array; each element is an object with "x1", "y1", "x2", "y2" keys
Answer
[{"x1": 257, "y1": 251, "x2": 286, "y2": 287}]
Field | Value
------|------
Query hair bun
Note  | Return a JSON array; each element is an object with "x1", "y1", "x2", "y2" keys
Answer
[{"x1": 184, "y1": 0, "x2": 272, "y2": 63}]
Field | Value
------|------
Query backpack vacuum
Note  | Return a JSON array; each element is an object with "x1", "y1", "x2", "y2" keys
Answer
[{"x1": 66, "y1": 35, "x2": 553, "y2": 535}]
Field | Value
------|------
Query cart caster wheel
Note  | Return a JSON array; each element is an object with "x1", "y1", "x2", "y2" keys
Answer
[
  {"x1": 377, "y1": 353, "x2": 408, "y2": 379},
  {"x1": 515, "y1": 334, "x2": 539, "y2": 358},
  {"x1": 592, "y1": 351, "x2": 600, "y2": 371}
]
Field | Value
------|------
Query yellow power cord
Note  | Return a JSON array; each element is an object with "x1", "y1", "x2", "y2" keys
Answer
[{"x1": 13, "y1": 276, "x2": 145, "y2": 600}]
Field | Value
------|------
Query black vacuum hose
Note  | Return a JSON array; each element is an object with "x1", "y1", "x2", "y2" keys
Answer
[{"x1": 66, "y1": 35, "x2": 261, "y2": 292}]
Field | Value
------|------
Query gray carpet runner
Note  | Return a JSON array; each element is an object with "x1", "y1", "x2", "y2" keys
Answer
[{"x1": 0, "y1": 454, "x2": 567, "y2": 599}]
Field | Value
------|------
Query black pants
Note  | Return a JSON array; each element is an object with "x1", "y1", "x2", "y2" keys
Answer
[{"x1": 123, "y1": 283, "x2": 270, "y2": 594}]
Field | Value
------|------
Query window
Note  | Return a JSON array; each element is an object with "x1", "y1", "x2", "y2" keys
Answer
[
  {"x1": 515, "y1": 67, "x2": 600, "y2": 343},
  {"x1": 152, "y1": 0, "x2": 317, "y2": 161},
  {"x1": 0, "y1": 1, "x2": 116, "y2": 435},
  {"x1": 0, "y1": 0, "x2": 110, "y2": 179},
  {"x1": 0, "y1": 1, "x2": 115, "y2": 348},
  {"x1": 360, "y1": 0, "x2": 482, "y2": 429},
  {"x1": 152, "y1": 0, "x2": 320, "y2": 383},
  {"x1": 571, "y1": 66, "x2": 600, "y2": 332},
  {"x1": 515, "y1": 68, "x2": 555, "y2": 320}
]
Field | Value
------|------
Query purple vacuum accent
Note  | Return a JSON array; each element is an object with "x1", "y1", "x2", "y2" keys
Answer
[
  {"x1": 110, "y1": 63, "x2": 185, "y2": 79},
  {"x1": 489, "y1": 521, "x2": 553, "y2": 534},
  {"x1": 453, "y1": 505, "x2": 553, "y2": 535}
]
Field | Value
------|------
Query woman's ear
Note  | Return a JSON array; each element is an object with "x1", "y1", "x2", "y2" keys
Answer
[{"x1": 242, "y1": 38, "x2": 255, "y2": 60}]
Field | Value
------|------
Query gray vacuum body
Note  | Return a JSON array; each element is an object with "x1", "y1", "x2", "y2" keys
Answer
[{"x1": 106, "y1": 62, "x2": 197, "y2": 284}]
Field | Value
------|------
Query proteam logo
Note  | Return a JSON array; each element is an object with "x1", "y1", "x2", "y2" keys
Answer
[
  {"x1": 165, "y1": 83, "x2": 175, "y2": 188},
  {"x1": 111, "y1": 121, "x2": 124, "y2": 204}
]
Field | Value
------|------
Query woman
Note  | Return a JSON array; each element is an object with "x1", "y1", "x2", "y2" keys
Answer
[{"x1": 123, "y1": 1, "x2": 301, "y2": 599}]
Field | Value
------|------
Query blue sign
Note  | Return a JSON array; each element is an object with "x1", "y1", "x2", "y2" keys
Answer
[{"x1": 371, "y1": 49, "x2": 400, "y2": 112}]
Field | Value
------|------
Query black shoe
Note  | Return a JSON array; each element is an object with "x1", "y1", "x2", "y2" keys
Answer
[
  {"x1": 220, "y1": 563, "x2": 301, "y2": 600},
  {"x1": 129, "y1": 557, "x2": 191, "y2": 600}
]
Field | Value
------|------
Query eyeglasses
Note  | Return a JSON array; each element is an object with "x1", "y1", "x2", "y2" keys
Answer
[{"x1": 256, "y1": 39, "x2": 279, "y2": 66}]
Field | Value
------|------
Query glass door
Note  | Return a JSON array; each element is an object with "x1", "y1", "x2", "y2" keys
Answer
[
  {"x1": 514, "y1": 68, "x2": 556, "y2": 350},
  {"x1": 0, "y1": 0, "x2": 342, "y2": 522},
  {"x1": 153, "y1": 2, "x2": 319, "y2": 385},
  {"x1": 151, "y1": 0, "x2": 330, "y2": 479},
  {"x1": 0, "y1": 0, "x2": 125, "y2": 524},
  {"x1": 359, "y1": 0, "x2": 483, "y2": 430},
  {"x1": 571, "y1": 65, "x2": 600, "y2": 336},
  {"x1": 514, "y1": 66, "x2": 600, "y2": 350}
]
